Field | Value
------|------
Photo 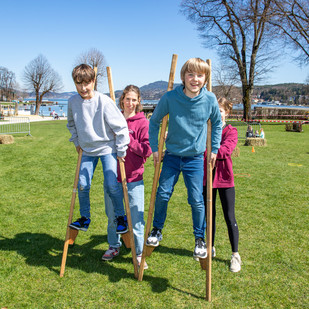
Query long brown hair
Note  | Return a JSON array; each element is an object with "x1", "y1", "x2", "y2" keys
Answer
[
  {"x1": 218, "y1": 97, "x2": 233, "y2": 114},
  {"x1": 119, "y1": 85, "x2": 143, "y2": 113}
]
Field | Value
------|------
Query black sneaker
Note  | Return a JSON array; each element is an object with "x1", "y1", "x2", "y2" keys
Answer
[
  {"x1": 69, "y1": 217, "x2": 91, "y2": 231},
  {"x1": 116, "y1": 215, "x2": 128, "y2": 234},
  {"x1": 146, "y1": 227, "x2": 162, "y2": 247},
  {"x1": 193, "y1": 238, "x2": 207, "y2": 259}
]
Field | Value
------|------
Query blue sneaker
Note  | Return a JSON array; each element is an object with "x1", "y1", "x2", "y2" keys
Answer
[
  {"x1": 69, "y1": 217, "x2": 91, "y2": 231},
  {"x1": 116, "y1": 215, "x2": 128, "y2": 234}
]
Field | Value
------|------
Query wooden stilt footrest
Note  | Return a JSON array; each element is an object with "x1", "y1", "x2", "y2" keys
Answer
[
  {"x1": 68, "y1": 228, "x2": 79, "y2": 245},
  {"x1": 145, "y1": 245, "x2": 155, "y2": 257},
  {"x1": 121, "y1": 232, "x2": 131, "y2": 248},
  {"x1": 199, "y1": 257, "x2": 207, "y2": 270}
]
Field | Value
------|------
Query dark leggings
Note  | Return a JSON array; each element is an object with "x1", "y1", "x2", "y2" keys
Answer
[{"x1": 203, "y1": 186, "x2": 239, "y2": 252}]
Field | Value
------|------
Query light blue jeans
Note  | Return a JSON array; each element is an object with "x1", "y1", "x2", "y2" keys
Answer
[
  {"x1": 105, "y1": 180, "x2": 145, "y2": 254},
  {"x1": 78, "y1": 153, "x2": 125, "y2": 219},
  {"x1": 153, "y1": 151, "x2": 206, "y2": 239}
]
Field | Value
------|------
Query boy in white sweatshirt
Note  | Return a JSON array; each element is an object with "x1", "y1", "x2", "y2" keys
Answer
[{"x1": 67, "y1": 64, "x2": 130, "y2": 234}]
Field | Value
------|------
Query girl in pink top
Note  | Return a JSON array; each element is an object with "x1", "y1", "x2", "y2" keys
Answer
[
  {"x1": 102, "y1": 85, "x2": 152, "y2": 268},
  {"x1": 203, "y1": 97, "x2": 241, "y2": 272}
]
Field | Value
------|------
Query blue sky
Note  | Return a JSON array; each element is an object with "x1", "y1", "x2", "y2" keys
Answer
[{"x1": 1, "y1": 0, "x2": 308, "y2": 93}]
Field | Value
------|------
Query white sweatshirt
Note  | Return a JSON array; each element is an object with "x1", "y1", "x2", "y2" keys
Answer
[{"x1": 67, "y1": 91, "x2": 129, "y2": 157}]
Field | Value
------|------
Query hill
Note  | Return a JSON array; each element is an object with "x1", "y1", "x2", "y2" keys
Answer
[{"x1": 21, "y1": 82, "x2": 309, "y2": 105}]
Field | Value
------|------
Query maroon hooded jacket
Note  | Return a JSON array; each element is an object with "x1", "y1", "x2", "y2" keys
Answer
[
  {"x1": 117, "y1": 112, "x2": 152, "y2": 183},
  {"x1": 203, "y1": 124, "x2": 238, "y2": 188}
]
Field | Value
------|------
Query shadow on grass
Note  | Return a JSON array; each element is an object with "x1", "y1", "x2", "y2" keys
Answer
[
  {"x1": 153, "y1": 244, "x2": 193, "y2": 257},
  {"x1": 213, "y1": 256, "x2": 230, "y2": 267},
  {"x1": 145, "y1": 246, "x2": 231, "y2": 299},
  {"x1": 0, "y1": 232, "x2": 168, "y2": 293},
  {"x1": 169, "y1": 286, "x2": 205, "y2": 300}
]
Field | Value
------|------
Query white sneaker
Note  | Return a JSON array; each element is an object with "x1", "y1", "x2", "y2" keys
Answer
[
  {"x1": 137, "y1": 255, "x2": 148, "y2": 270},
  {"x1": 230, "y1": 253, "x2": 241, "y2": 272},
  {"x1": 146, "y1": 227, "x2": 162, "y2": 247},
  {"x1": 212, "y1": 246, "x2": 216, "y2": 257},
  {"x1": 193, "y1": 238, "x2": 207, "y2": 259},
  {"x1": 194, "y1": 246, "x2": 215, "y2": 261}
]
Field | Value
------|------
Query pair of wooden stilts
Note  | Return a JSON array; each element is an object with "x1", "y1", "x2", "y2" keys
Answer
[
  {"x1": 59, "y1": 55, "x2": 214, "y2": 301},
  {"x1": 60, "y1": 66, "x2": 138, "y2": 278}
]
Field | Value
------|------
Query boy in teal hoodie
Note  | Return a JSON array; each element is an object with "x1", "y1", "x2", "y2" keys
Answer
[{"x1": 146, "y1": 58, "x2": 222, "y2": 259}]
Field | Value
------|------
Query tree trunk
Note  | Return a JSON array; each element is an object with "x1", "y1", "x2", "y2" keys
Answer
[
  {"x1": 242, "y1": 85, "x2": 252, "y2": 121},
  {"x1": 35, "y1": 92, "x2": 41, "y2": 115}
]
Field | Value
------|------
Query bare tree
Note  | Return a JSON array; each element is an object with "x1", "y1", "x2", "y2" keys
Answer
[
  {"x1": 213, "y1": 62, "x2": 240, "y2": 100},
  {"x1": 23, "y1": 55, "x2": 63, "y2": 115},
  {"x1": 0, "y1": 66, "x2": 16, "y2": 101},
  {"x1": 272, "y1": 0, "x2": 309, "y2": 65},
  {"x1": 181, "y1": 0, "x2": 279, "y2": 120},
  {"x1": 75, "y1": 48, "x2": 107, "y2": 91}
]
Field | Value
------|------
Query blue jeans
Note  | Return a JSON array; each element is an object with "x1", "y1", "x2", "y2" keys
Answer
[
  {"x1": 105, "y1": 180, "x2": 145, "y2": 254},
  {"x1": 153, "y1": 151, "x2": 206, "y2": 239},
  {"x1": 104, "y1": 187, "x2": 121, "y2": 248},
  {"x1": 78, "y1": 153, "x2": 125, "y2": 219}
]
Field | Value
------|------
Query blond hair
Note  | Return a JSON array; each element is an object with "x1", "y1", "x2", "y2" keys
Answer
[{"x1": 180, "y1": 58, "x2": 210, "y2": 86}]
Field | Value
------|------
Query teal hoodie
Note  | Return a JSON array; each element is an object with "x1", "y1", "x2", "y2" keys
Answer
[{"x1": 149, "y1": 85, "x2": 222, "y2": 156}]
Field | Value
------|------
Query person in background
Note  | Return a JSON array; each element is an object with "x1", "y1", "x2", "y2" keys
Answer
[
  {"x1": 246, "y1": 125, "x2": 254, "y2": 138},
  {"x1": 203, "y1": 97, "x2": 241, "y2": 272},
  {"x1": 260, "y1": 128, "x2": 265, "y2": 138},
  {"x1": 254, "y1": 130, "x2": 260, "y2": 137},
  {"x1": 146, "y1": 58, "x2": 222, "y2": 260},
  {"x1": 67, "y1": 64, "x2": 130, "y2": 235},
  {"x1": 102, "y1": 85, "x2": 152, "y2": 269}
]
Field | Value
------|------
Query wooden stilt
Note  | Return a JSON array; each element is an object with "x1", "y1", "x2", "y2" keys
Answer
[
  {"x1": 119, "y1": 160, "x2": 138, "y2": 278},
  {"x1": 145, "y1": 246, "x2": 155, "y2": 257},
  {"x1": 107, "y1": 66, "x2": 138, "y2": 279},
  {"x1": 68, "y1": 228, "x2": 79, "y2": 245},
  {"x1": 205, "y1": 59, "x2": 213, "y2": 302},
  {"x1": 138, "y1": 54, "x2": 178, "y2": 281},
  {"x1": 199, "y1": 257, "x2": 207, "y2": 270},
  {"x1": 60, "y1": 148, "x2": 83, "y2": 277},
  {"x1": 121, "y1": 232, "x2": 131, "y2": 248}
]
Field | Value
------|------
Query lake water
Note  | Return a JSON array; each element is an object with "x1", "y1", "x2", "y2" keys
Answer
[
  {"x1": 22, "y1": 99, "x2": 159, "y2": 116},
  {"x1": 22, "y1": 98, "x2": 309, "y2": 117}
]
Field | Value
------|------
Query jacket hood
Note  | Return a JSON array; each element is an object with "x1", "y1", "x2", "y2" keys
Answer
[
  {"x1": 175, "y1": 85, "x2": 209, "y2": 102},
  {"x1": 126, "y1": 111, "x2": 146, "y2": 122}
]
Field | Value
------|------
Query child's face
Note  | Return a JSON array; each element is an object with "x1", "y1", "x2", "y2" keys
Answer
[
  {"x1": 75, "y1": 80, "x2": 95, "y2": 100},
  {"x1": 123, "y1": 91, "x2": 139, "y2": 116},
  {"x1": 182, "y1": 71, "x2": 206, "y2": 98},
  {"x1": 219, "y1": 106, "x2": 227, "y2": 124}
]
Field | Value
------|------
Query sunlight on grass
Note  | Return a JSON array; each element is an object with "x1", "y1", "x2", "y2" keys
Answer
[{"x1": 0, "y1": 121, "x2": 308, "y2": 308}]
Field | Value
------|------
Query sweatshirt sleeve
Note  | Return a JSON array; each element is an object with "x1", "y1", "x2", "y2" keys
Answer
[
  {"x1": 209, "y1": 98, "x2": 222, "y2": 154},
  {"x1": 129, "y1": 121, "x2": 152, "y2": 159},
  {"x1": 149, "y1": 94, "x2": 169, "y2": 153},
  {"x1": 217, "y1": 127, "x2": 238, "y2": 159},
  {"x1": 66, "y1": 99, "x2": 79, "y2": 147},
  {"x1": 103, "y1": 99, "x2": 130, "y2": 157}
]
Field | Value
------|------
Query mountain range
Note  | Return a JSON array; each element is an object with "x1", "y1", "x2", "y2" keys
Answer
[{"x1": 26, "y1": 81, "x2": 308, "y2": 105}]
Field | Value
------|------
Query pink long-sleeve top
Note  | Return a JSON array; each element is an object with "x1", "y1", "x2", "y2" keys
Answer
[
  {"x1": 203, "y1": 124, "x2": 238, "y2": 188},
  {"x1": 117, "y1": 112, "x2": 152, "y2": 183}
]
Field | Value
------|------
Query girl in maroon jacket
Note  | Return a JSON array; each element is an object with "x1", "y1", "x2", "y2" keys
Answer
[
  {"x1": 203, "y1": 97, "x2": 241, "y2": 272},
  {"x1": 101, "y1": 85, "x2": 152, "y2": 269}
]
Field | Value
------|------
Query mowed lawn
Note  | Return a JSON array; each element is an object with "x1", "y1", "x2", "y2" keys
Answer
[{"x1": 0, "y1": 120, "x2": 308, "y2": 308}]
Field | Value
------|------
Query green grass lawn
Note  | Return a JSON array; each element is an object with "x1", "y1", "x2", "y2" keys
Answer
[{"x1": 0, "y1": 120, "x2": 308, "y2": 308}]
